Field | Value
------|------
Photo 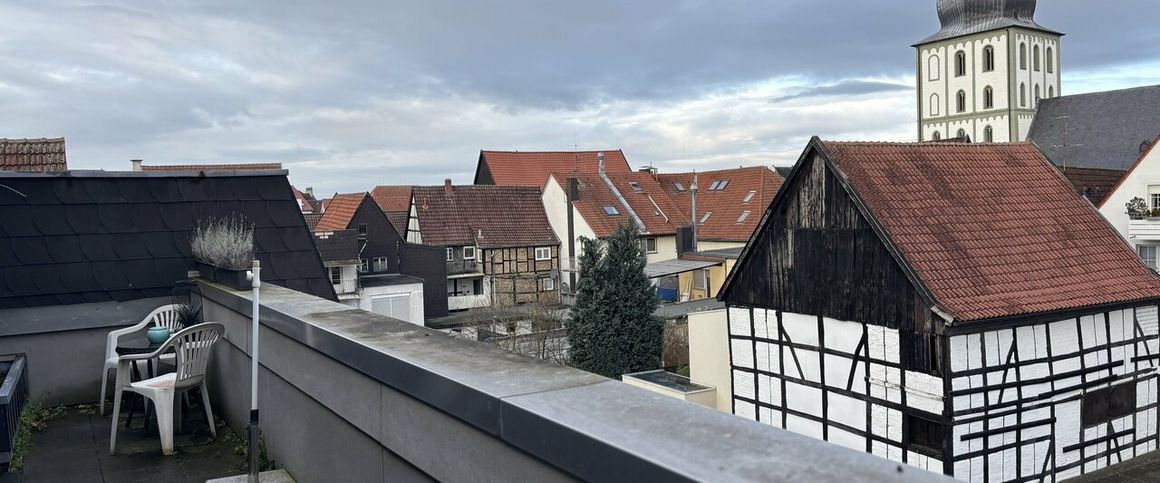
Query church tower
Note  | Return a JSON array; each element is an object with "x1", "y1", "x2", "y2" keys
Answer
[{"x1": 916, "y1": 0, "x2": 1062, "y2": 142}]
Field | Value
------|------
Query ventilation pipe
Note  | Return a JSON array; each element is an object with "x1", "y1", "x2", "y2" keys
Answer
[{"x1": 690, "y1": 173, "x2": 699, "y2": 252}]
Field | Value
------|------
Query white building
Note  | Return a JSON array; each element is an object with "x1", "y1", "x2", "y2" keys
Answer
[
  {"x1": 916, "y1": 0, "x2": 1061, "y2": 142},
  {"x1": 721, "y1": 139, "x2": 1160, "y2": 482},
  {"x1": 1099, "y1": 136, "x2": 1160, "y2": 270}
]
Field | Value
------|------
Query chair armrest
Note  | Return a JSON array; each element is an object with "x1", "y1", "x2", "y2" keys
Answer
[{"x1": 108, "y1": 318, "x2": 150, "y2": 339}]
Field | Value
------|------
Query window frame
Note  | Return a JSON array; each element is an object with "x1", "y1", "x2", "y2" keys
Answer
[
  {"x1": 956, "y1": 90, "x2": 966, "y2": 113},
  {"x1": 359, "y1": 258, "x2": 369, "y2": 273},
  {"x1": 603, "y1": 205, "x2": 620, "y2": 216},
  {"x1": 983, "y1": 86, "x2": 994, "y2": 109},
  {"x1": 906, "y1": 414, "x2": 946, "y2": 459},
  {"x1": 930, "y1": 93, "x2": 940, "y2": 116},
  {"x1": 1139, "y1": 245, "x2": 1158, "y2": 271},
  {"x1": 357, "y1": 223, "x2": 368, "y2": 237},
  {"x1": 928, "y1": 55, "x2": 940, "y2": 81},
  {"x1": 957, "y1": 128, "x2": 966, "y2": 139},
  {"x1": 932, "y1": 131, "x2": 941, "y2": 141},
  {"x1": 540, "y1": 277, "x2": 555, "y2": 292},
  {"x1": 639, "y1": 237, "x2": 657, "y2": 254},
  {"x1": 534, "y1": 246, "x2": 552, "y2": 261},
  {"x1": 736, "y1": 211, "x2": 750, "y2": 224},
  {"x1": 1046, "y1": 47, "x2": 1055, "y2": 73},
  {"x1": 1081, "y1": 381, "x2": 1138, "y2": 427},
  {"x1": 954, "y1": 50, "x2": 966, "y2": 77},
  {"x1": 462, "y1": 246, "x2": 477, "y2": 260},
  {"x1": 984, "y1": 125, "x2": 993, "y2": 143},
  {"x1": 716, "y1": 179, "x2": 730, "y2": 191},
  {"x1": 699, "y1": 212, "x2": 712, "y2": 224},
  {"x1": 674, "y1": 182, "x2": 686, "y2": 192},
  {"x1": 329, "y1": 267, "x2": 342, "y2": 285},
  {"x1": 1019, "y1": 43, "x2": 1027, "y2": 70},
  {"x1": 983, "y1": 46, "x2": 994, "y2": 72},
  {"x1": 693, "y1": 269, "x2": 709, "y2": 291},
  {"x1": 446, "y1": 247, "x2": 454, "y2": 262},
  {"x1": 1020, "y1": 83, "x2": 1027, "y2": 107},
  {"x1": 373, "y1": 256, "x2": 388, "y2": 272},
  {"x1": 1033, "y1": 45, "x2": 1041, "y2": 71},
  {"x1": 742, "y1": 190, "x2": 756, "y2": 204},
  {"x1": 628, "y1": 181, "x2": 643, "y2": 192}
]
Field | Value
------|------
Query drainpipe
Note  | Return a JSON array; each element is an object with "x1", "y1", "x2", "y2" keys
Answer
[
  {"x1": 690, "y1": 173, "x2": 699, "y2": 252},
  {"x1": 248, "y1": 259, "x2": 261, "y2": 483}
]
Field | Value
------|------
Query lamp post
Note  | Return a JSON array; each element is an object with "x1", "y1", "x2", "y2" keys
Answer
[{"x1": 249, "y1": 259, "x2": 261, "y2": 483}]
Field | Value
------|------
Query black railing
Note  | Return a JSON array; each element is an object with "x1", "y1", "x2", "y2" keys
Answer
[{"x1": 0, "y1": 354, "x2": 28, "y2": 470}]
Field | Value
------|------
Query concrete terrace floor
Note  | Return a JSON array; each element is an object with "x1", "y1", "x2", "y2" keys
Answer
[
  {"x1": 1070, "y1": 450, "x2": 1160, "y2": 483},
  {"x1": 2, "y1": 403, "x2": 246, "y2": 483}
]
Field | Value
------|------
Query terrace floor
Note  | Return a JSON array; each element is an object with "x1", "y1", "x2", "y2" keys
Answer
[
  {"x1": 2, "y1": 403, "x2": 246, "y2": 483},
  {"x1": 1071, "y1": 450, "x2": 1160, "y2": 482}
]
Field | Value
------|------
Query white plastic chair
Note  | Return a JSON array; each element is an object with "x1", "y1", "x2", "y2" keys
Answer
[
  {"x1": 99, "y1": 304, "x2": 184, "y2": 415},
  {"x1": 109, "y1": 322, "x2": 224, "y2": 456}
]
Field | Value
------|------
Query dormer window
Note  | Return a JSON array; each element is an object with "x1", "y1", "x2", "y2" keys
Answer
[
  {"x1": 603, "y1": 206, "x2": 620, "y2": 216},
  {"x1": 699, "y1": 212, "x2": 712, "y2": 224},
  {"x1": 742, "y1": 191, "x2": 756, "y2": 204}
]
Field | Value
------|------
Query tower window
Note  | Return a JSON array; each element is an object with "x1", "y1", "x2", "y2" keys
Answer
[
  {"x1": 954, "y1": 51, "x2": 966, "y2": 77},
  {"x1": 928, "y1": 56, "x2": 940, "y2": 81},
  {"x1": 932, "y1": 131, "x2": 941, "y2": 141},
  {"x1": 1033, "y1": 45, "x2": 1041, "y2": 71},
  {"x1": 983, "y1": 86, "x2": 994, "y2": 109},
  {"x1": 1020, "y1": 43, "x2": 1027, "y2": 70},
  {"x1": 930, "y1": 94, "x2": 940, "y2": 116},
  {"x1": 957, "y1": 128, "x2": 966, "y2": 139},
  {"x1": 956, "y1": 90, "x2": 966, "y2": 113},
  {"x1": 1020, "y1": 83, "x2": 1027, "y2": 107},
  {"x1": 984, "y1": 125, "x2": 993, "y2": 143},
  {"x1": 982, "y1": 46, "x2": 995, "y2": 72},
  {"x1": 1049, "y1": 86, "x2": 1055, "y2": 98},
  {"x1": 1047, "y1": 47, "x2": 1055, "y2": 73},
  {"x1": 1034, "y1": 85, "x2": 1041, "y2": 107}
]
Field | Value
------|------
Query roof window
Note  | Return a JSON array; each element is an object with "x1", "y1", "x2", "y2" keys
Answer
[
  {"x1": 603, "y1": 206, "x2": 620, "y2": 216},
  {"x1": 674, "y1": 182, "x2": 686, "y2": 192},
  {"x1": 716, "y1": 179, "x2": 730, "y2": 191},
  {"x1": 699, "y1": 212, "x2": 712, "y2": 224},
  {"x1": 736, "y1": 211, "x2": 750, "y2": 224},
  {"x1": 707, "y1": 181, "x2": 721, "y2": 191},
  {"x1": 742, "y1": 191, "x2": 756, "y2": 203},
  {"x1": 629, "y1": 181, "x2": 643, "y2": 192}
]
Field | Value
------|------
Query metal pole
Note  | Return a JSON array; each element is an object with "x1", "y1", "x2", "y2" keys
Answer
[{"x1": 248, "y1": 259, "x2": 261, "y2": 483}]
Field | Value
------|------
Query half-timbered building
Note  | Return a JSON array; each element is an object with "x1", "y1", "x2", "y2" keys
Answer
[{"x1": 719, "y1": 138, "x2": 1160, "y2": 482}]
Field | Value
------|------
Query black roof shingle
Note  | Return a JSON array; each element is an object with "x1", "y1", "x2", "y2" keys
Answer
[{"x1": 1029, "y1": 85, "x2": 1160, "y2": 171}]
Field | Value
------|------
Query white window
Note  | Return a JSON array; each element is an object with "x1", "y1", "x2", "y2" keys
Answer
[
  {"x1": 1151, "y1": 194, "x2": 1160, "y2": 211},
  {"x1": 603, "y1": 206, "x2": 620, "y2": 216},
  {"x1": 956, "y1": 90, "x2": 966, "y2": 113},
  {"x1": 983, "y1": 86, "x2": 994, "y2": 109},
  {"x1": 714, "y1": 180, "x2": 730, "y2": 191},
  {"x1": 736, "y1": 211, "x2": 750, "y2": 224},
  {"x1": 1047, "y1": 47, "x2": 1055, "y2": 73},
  {"x1": 707, "y1": 180, "x2": 721, "y2": 191},
  {"x1": 930, "y1": 94, "x2": 940, "y2": 116},
  {"x1": 463, "y1": 246, "x2": 476, "y2": 260},
  {"x1": 446, "y1": 247, "x2": 454, "y2": 262},
  {"x1": 640, "y1": 237, "x2": 657, "y2": 254},
  {"x1": 694, "y1": 269, "x2": 709, "y2": 291},
  {"x1": 932, "y1": 131, "x2": 941, "y2": 141},
  {"x1": 540, "y1": 277, "x2": 555, "y2": 292},
  {"x1": 373, "y1": 257, "x2": 388, "y2": 272},
  {"x1": 928, "y1": 56, "x2": 940, "y2": 81},
  {"x1": 535, "y1": 247, "x2": 552, "y2": 261},
  {"x1": 329, "y1": 267, "x2": 342, "y2": 285},
  {"x1": 629, "y1": 181, "x2": 643, "y2": 192},
  {"x1": 1140, "y1": 246, "x2": 1158, "y2": 271},
  {"x1": 699, "y1": 212, "x2": 712, "y2": 224},
  {"x1": 742, "y1": 191, "x2": 756, "y2": 204},
  {"x1": 359, "y1": 259, "x2": 369, "y2": 273}
]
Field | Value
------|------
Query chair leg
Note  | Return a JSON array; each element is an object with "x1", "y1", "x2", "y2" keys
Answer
[
  {"x1": 154, "y1": 390, "x2": 176, "y2": 456},
  {"x1": 175, "y1": 391, "x2": 183, "y2": 435},
  {"x1": 200, "y1": 382, "x2": 216, "y2": 437},
  {"x1": 99, "y1": 367, "x2": 108, "y2": 416},
  {"x1": 108, "y1": 367, "x2": 124, "y2": 455}
]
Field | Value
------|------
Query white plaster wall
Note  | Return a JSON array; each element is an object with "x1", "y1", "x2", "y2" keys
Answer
[
  {"x1": 358, "y1": 282, "x2": 425, "y2": 325},
  {"x1": 689, "y1": 309, "x2": 732, "y2": 412},
  {"x1": 647, "y1": 235, "x2": 679, "y2": 264},
  {"x1": 694, "y1": 240, "x2": 746, "y2": 252},
  {"x1": 542, "y1": 177, "x2": 574, "y2": 271},
  {"x1": 1099, "y1": 143, "x2": 1160, "y2": 249}
]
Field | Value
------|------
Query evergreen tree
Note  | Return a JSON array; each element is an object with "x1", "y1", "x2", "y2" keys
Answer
[{"x1": 567, "y1": 220, "x2": 663, "y2": 378}]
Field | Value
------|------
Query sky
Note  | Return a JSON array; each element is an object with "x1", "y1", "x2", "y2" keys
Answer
[{"x1": 1, "y1": 1, "x2": 1157, "y2": 195}]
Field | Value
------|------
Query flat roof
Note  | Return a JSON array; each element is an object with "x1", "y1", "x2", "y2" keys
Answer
[
  {"x1": 624, "y1": 370, "x2": 713, "y2": 394},
  {"x1": 644, "y1": 259, "x2": 719, "y2": 278}
]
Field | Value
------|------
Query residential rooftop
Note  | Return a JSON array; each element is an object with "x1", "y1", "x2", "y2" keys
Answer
[
  {"x1": 0, "y1": 137, "x2": 67, "y2": 172},
  {"x1": 476, "y1": 150, "x2": 632, "y2": 188}
]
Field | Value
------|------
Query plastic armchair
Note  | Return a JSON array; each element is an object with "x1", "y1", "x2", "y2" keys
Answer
[
  {"x1": 99, "y1": 304, "x2": 183, "y2": 416},
  {"x1": 109, "y1": 322, "x2": 224, "y2": 456}
]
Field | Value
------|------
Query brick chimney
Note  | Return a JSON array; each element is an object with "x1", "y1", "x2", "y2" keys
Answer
[
  {"x1": 597, "y1": 152, "x2": 605, "y2": 175},
  {"x1": 305, "y1": 187, "x2": 314, "y2": 197},
  {"x1": 444, "y1": 178, "x2": 453, "y2": 193},
  {"x1": 130, "y1": 159, "x2": 143, "y2": 171}
]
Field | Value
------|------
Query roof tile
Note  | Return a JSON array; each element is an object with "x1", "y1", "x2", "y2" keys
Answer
[
  {"x1": 479, "y1": 150, "x2": 631, "y2": 187},
  {"x1": 412, "y1": 184, "x2": 558, "y2": 248},
  {"x1": 0, "y1": 138, "x2": 67, "y2": 172}
]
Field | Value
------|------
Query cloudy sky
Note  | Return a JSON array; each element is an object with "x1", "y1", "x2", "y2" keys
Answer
[{"x1": 2, "y1": 1, "x2": 1157, "y2": 194}]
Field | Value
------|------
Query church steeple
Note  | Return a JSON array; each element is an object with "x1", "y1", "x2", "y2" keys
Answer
[{"x1": 921, "y1": 0, "x2": 1057, "y2": 45}]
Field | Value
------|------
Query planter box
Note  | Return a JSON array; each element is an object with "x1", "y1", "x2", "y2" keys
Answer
[
  {"x1": 197, "y1": 261, "x2": 252, "y2": 291},
  {"x1": 0, "y1": 354, "x2": 28, "y2": 471}
]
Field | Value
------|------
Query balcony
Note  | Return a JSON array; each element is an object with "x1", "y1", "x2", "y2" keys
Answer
[
  {"x1": 1, "y1": 280, "x2": 947, "y2": 483},
  {"x1": 448, "y1": 293, "x2": 490, "y2": 311},
  {"x1": 446, "y1": 260, "x2": 481, "y2": 277},
  {"x1": 1129, "y1": 219, "x2": 1160, "y2": 241}
]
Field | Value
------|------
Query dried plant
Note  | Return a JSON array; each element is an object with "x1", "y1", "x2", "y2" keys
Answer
[{"x1": 191, "y1": 214, "x2": 255, "y2": 270}]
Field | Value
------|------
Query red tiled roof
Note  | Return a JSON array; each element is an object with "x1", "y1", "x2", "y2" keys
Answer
[
  {"x1": 819, "y1": 140, "x2": 1160, "y2": 322},
  {"x1": 140, "y1": 162, "x2": 283, "y2": 172},
  {"x1": 552, "y1": 171, "x2": 687, "y2": 238},
  {"x1": 370, "y1": 186, "x2": 412, "y2": 213},
  {"x1": 292, "y1": 186, "x2": 321, "y2": 214},
  {"x1": 314, "y1": 193, "x2": 365, "y2": 232},
  {"x1": 656, "y1": 166, "x2": 784, "y2": 242},
  {"x1": 0, "y1": 138, "x2": 67, "y2": 172},
  {"x1": 477, "y1": 150, "x2": 631, "y2": 188},
  {"x1": 412, "y1": 184, "x2": 558, "y2": 248},
  {"x1": 1058, "y1": 167, "x2": 1126, "y2": 205}
]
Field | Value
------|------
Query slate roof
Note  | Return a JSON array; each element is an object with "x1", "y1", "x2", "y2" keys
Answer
[
  {"x1": 476, "y1": 150, "x2": 632, "y2": 188},
  {"x1": 0, "y1": 138, "x2": 67, "y2": 172},
  {"x1": 656, "y1": 166, "x2": 784, "y2": 242},
  {"x1": 917, "y1": 0, "x2": 1060, "y2": 45},
  {"x1": 412, "y1": 184, "x2": 559, "y2": 248},
  {"x1": 552, "y1": 172, "x2": 686, "y2": 238},
  {"x1": 1029, "y1": 85, "x2": 1160, "y2": 171},
  {"x1": 815, "y1": 139, "x2": 1160, "y2": 322},
  {"x1": 140, "y1": 162, "x2": 283, "y2": 172},
  {"x1": 314, "y1": 193, "x2": 365, "y2": 232},
  {"x1": 0, "y1": 171, "x2": 337, "y2": 309},
  {"x1": 313, "y1": 229, "x2": 360, "y2": 266}
]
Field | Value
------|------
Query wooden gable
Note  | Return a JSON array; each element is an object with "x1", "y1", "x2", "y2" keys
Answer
[{"x1": 720, "y1": 147, "x2": 935, "y2": 331}]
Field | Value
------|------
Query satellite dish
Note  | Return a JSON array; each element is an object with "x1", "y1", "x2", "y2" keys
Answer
[
  {"x1": 549, "y1": 268, "x2": 560, "y2": 280},
  {"x1": 560, "y1": 282, "x2": 570, "y2": 293}
]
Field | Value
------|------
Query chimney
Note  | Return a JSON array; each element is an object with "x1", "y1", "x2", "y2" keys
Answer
[
  {"x1": 305, "y1": 187, "x2": 314, "y2": 197},
  {"x1": 597, "y1": 152, "x2": 605, "y2": 175},
  {"x1": 567, "y1": 177, "x2": 580, "y2": 202},
  {"x1": 444, "y1": 178, "x2": 453, "y2": 193},
  {"x1": 130, "y1": 159, "x2": 143, "y2": 171},
  {"x1": 690, "y1": 172, "x2": 699, "y2": 252}
]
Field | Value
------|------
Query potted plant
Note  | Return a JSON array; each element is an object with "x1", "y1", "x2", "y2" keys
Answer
[
  {"x1": 175, "y1": 303, "x2": 201, "y2": 327},
  {"x1": 1126, "y1": 197, "x2": 1148, "y2": 220},
  {"x1": 191, "y1": 214, "x2": 255, "y2": 291}
]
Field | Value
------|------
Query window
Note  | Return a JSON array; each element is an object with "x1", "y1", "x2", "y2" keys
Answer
[
  {"x1": 954, "y1": 51, "x2": 966, "y2": 77},
  {"x1": 932, "y1": 131, "x2": 941, "y2": 141},
  {"x1": 540, "y1": 277, "x2": 555, "y2": 292},
  {"x1": 534, "y1": 246, "x2": 552, "y2": 261},
  {"x1": 329, "y1": 267, "x2": 342, "y2": 285},
  {"x1": 906, "y1": 414, "x2": 946, "y2": 459},
  {"x1": 930, "y1": 94, "x2": 940, "y2": 116},
  {"x1": 373, "y1": 257, "x2": 388, "y2": 272},
  {"x1": 983, "y1": 86, "x2": 994, "y2": 109},
  {"x1": 699, "y1": 212, "x2": 712, "y2": 224},
  {"x1": 736, "y1": 211, "x2": 750, "y2": 224},
  {"x1": 928, "y1": 56, "x2": 940, "y2": 81},
  {"x1": 1139, "y1": 246, "x2": 1158, "y2": 271},
  {"x1": 1020, "y1": 83, "x2": 1027, "y2": 107},
  {"x1": 984, "y1": 125, "x2": 993, "y2": 143},
  {"x1": 1082, "y1": 382, "x2": 1137, "y2": 427},
  {"x1": 603, "y1": 205, "x2": 620, "y2": 216},
  {"x1": 463, "y1": 246, "x2": 476, "y2": 260},
  {"x1": 983, "y1": 46, "x2": 994, "y2": 72},
  {"x1": 1046, "y1": 47, "x2": 1054, "y2": 73},
  {"x1": 693, "y1": 269, "x2": 709, "y2": 291},
  {"x1": 1049, "y1": 86, "x2": 1055, "y2": 98},
  {"x1": 359, "y1": 259, "x2": 369, "y2": 273},
  {"x1": 1034, "y1": 84, "x2": 1041, "y2": 107},
  {"x1": 1152, "y1": 193, "x2": 1160, "y2": 211},
  {"x1": 629, "y1": 181, "x2": 643, "y2": 192},
  {"x1": 707, "y1": 180, "x2": 721, "y2": 191},
  {"x1": 1019, "y1": 42, "x2": 1027, "y2": 70},
  {"x1": 715, "y1": 179, "x2": 730, "y2": 191},
  {"x1": 674, "y1": 182, "x2": 686, "y2": 192},
  {"x1": 957, "y1": 128, "x2": 966, "y2": 139},
  {"x1": 956, "y1": 90, "x2": 966, "y2": 113},
  {"x1": 639, "y1": 237, "x2": 657, "y2": 254},
  {"x1": 446, "y1": 247, "x2": 454, "y2": 262},
  {"x1": 742, "y1": 190, "x2": 756, "y2": 204},
  {"x1": 903, "y1": 331, "x2": 942, "y2": 376},
  {"x1": 357, "y1": 223, "x2": 368, "y2": 237},
  {"x1": 1033, "y1": 45, "x2": 1041, "y2": 71}
]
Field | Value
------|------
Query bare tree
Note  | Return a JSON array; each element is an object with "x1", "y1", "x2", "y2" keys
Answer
[{"x1": 450, "y1": 301, "x2": 569, "y2": 365}]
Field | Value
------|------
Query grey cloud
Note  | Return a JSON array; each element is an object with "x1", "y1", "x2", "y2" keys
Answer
[{"x1": 770, "y1": 81, "x2": 912, "y2": 103}]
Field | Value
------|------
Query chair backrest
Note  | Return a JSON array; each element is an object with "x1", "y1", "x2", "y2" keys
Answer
[
  {"x1": 166, "y1": 322, "x2": 224, "y2": 389},
  {"x1": 148, "y1": 304, "x2": 185, "y2": 332}
]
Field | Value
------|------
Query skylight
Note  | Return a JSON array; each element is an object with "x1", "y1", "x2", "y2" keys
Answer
[
  {"x1": 674, "y1": 182, "x2": 686, "y2": 192},
  {"x1": 629, "y1": 181, "x2": 643, "y2": 192},
  {"x1": 699, "y1": 212, "x2": 712, "y2": 224},
  {"x1": 742, "y1": 191, "x2": 756, "y2": 203},
  {"x1": 736, "y1": 211, "x2": 750, "y2": 224},
  {"x1": 716, "y1": 179, "x2": 730, "y2": 191},
  {"x1": 603, "y1": 206, "x2": 620, "y2": 216},
  {"x1": 707, "y1": 181, "x2": 721, "y2": 191}
]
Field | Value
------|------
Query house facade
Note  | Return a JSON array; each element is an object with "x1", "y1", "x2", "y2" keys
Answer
[
  {"x1": 654, "y1": 166, "x2": 783, "y2": 252},
  {"x1": 1099, "y1": 136, "x2": 1160, "y2": 271},
  {"x1": 409, "y1": 181, "x2": 561, "y2": 310},
  {"x1": 721, "y1": 139, "x2": 1160, "y2": 482}
]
